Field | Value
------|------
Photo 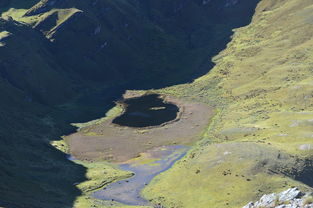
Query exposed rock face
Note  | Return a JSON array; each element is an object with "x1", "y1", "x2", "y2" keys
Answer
[{"x1": 243, "y1": 188, "x2": 313, "y2": 208}]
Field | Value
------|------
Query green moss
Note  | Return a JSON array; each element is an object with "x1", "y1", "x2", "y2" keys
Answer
[
  {"x1": 50, "y1": 139, "x2": 69, "y2": 154},
  {"x1": 143, "y1": 142, "x2": 310, "y2": 208},
  {"x1": 74, "y1": 161, "x2": 132, "y2": 193},
  {"x1": 142, "y1": 0, "x2": 313, "y2": 207},
  {"x1": 72, "y1": 160, "x2": 155, "y2": 208},
  {"x1": 2, "y1": 0, "x2": 313, "y2": 207}
]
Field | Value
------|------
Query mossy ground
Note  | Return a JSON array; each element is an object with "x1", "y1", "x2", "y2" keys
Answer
[
  {"x1": 64, "y1": 95, "x2": 213, "y2": 162},
  {"x1": 2, "y1": 0, "x2": 313, "y2": 207},
  {"x1": 52, "y1": 126, "x2": 143, "y2": 208},
  {"x1": 141, "y1": 0, "x2": 313, "y2": 207}
]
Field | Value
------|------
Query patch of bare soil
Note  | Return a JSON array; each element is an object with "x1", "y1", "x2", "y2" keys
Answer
[{"x1": 65, "y1": 94, "x2": 214, "y2": 162}]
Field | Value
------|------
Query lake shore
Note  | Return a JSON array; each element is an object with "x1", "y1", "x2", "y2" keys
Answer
[{"x1": 64, "y1": 93, "x2": 214, "y2": 162}]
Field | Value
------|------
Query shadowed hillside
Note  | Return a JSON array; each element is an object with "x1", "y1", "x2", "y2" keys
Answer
[
  {"x1": 2, "y1": 0, "x2": 260, "y2": 91},
  {"x1": 0, "y1": 0, "x2": 261, "y2": 207}
]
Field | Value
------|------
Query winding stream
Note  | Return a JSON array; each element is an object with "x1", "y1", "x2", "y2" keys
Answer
[
  {"x1": 66, "y1": 93, "x2": 199, "y2": 205},
  {"x1": 92, "y1": 145, "x2": 189, "y2": 206}
]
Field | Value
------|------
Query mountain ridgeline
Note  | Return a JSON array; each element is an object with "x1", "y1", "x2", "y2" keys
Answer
[
  {"x1": 0, "y1": 0, "x2": 260, "y2": 208},
  {"x1": 1, "y1": 0, "x2": 259, "y2": 104}
]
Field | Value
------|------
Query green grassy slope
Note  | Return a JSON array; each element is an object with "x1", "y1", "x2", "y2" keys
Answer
[
  {"x1": 143, "y1": 0, "x2": 313, "y2": 207},
  {"x1": 0, "y1": 0, "x2": 261, "y2": 207},
  {"x1": 8, "y1": 0, "x2": 313, "y2": 207}
]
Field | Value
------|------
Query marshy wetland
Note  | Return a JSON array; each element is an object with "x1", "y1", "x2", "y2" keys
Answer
[
  {"x1": 64, "y1": 92, "x2": 214, "y2": 205},
  {"x1": 4, "y1": 0, "x2": 313, "y2": 208},
  {"x1": 92, "y1": 145, "x2": 189, "y2": 206},
  {"x1": 65, "y1": 93, "x2": 214, "y2": 162}
]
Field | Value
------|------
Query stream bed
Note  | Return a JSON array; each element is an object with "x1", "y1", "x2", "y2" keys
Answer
[{"x1": 92, "y1": 145, "x2": 189, "y2": 206}]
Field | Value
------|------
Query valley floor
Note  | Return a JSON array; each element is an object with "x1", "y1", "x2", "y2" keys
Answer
[
  {"x1": 64, "y1": 93, "x2": 213, "y2": 162},
  {"x1": 62, "y1": 0, "x2": 313, "y2": 207},
  {"x1": 1, "y1": 0, "x2": 313, "y2": 208}
]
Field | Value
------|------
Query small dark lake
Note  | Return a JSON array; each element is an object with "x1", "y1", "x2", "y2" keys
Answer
[{"x1": 112, "y1": 94, "x2": 179, "y2": 128}]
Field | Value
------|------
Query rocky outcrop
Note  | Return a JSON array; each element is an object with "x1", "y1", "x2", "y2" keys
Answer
[{"x1": 243, "y1": 188, "x2": 313, "y2": 208}]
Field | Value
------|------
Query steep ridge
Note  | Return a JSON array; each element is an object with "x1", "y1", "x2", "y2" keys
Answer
[
  {"x1": 0, "y1": 18, "x2": 74, "y2": 104},
  {"x1": 0, "y1": 19, "x2": 85, "y2": 208},
  {"x1": 2, "y1": 0, "x2": 260, "y2": 86}
]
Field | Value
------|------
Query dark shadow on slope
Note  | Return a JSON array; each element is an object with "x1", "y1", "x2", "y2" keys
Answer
[
  {"x1": 0, "y1": 0, "x2": 40, "y2": 13},
  {"x1": 0, "y1": 104, "x2": 87, "y2": 208},
  {"x1": 0, "y1": 0, "x2": 261, "y2": 208},
  {"x1": 0, "y1": 20, "x2": 86, "y2": 208},
  {"x1": 48, "y1": 0, "x2": 262, "y2": 122},
  {"x1": 294, "y1": 159, "x2": 313, "y2": 187},
  {"x1": 24, "y1": 0, "x2": 260, "y2": 91},
  {"x1": 48, "y1": 0, "x2": 262, "y2": 127},
  {"x1": 130, "y1": 0, "x2": 262, "y2": 89}
]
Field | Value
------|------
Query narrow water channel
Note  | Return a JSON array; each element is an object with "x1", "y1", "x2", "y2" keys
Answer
[{"x1": 92, "y1": 145, "x2": 189, "y2": 206}]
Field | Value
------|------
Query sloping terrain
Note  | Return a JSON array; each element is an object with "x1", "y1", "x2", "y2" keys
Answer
[
  {"x1": 0, "y1": 18, "x2": 74, "y2": 104},
  {"x1": 0, "y1": 18, "x2": 85, "y2": 208},
  {"x1": 143, "y1": 0, "x2": 313, "y2": 207},
  {"x1": 2, "y1": 0, "x2": 313, "y2": 208},
  {"x1": 2, "y1": 0, "x2": 259, "y2": 86},
  {"x1": 0, "y1": 0, "x2": 261, "y2": 207}
]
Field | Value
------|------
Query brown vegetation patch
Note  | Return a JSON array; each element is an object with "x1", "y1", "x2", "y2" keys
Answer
[{"x1": 65, "y1": 95, "x2": 214, "y2": 162}]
